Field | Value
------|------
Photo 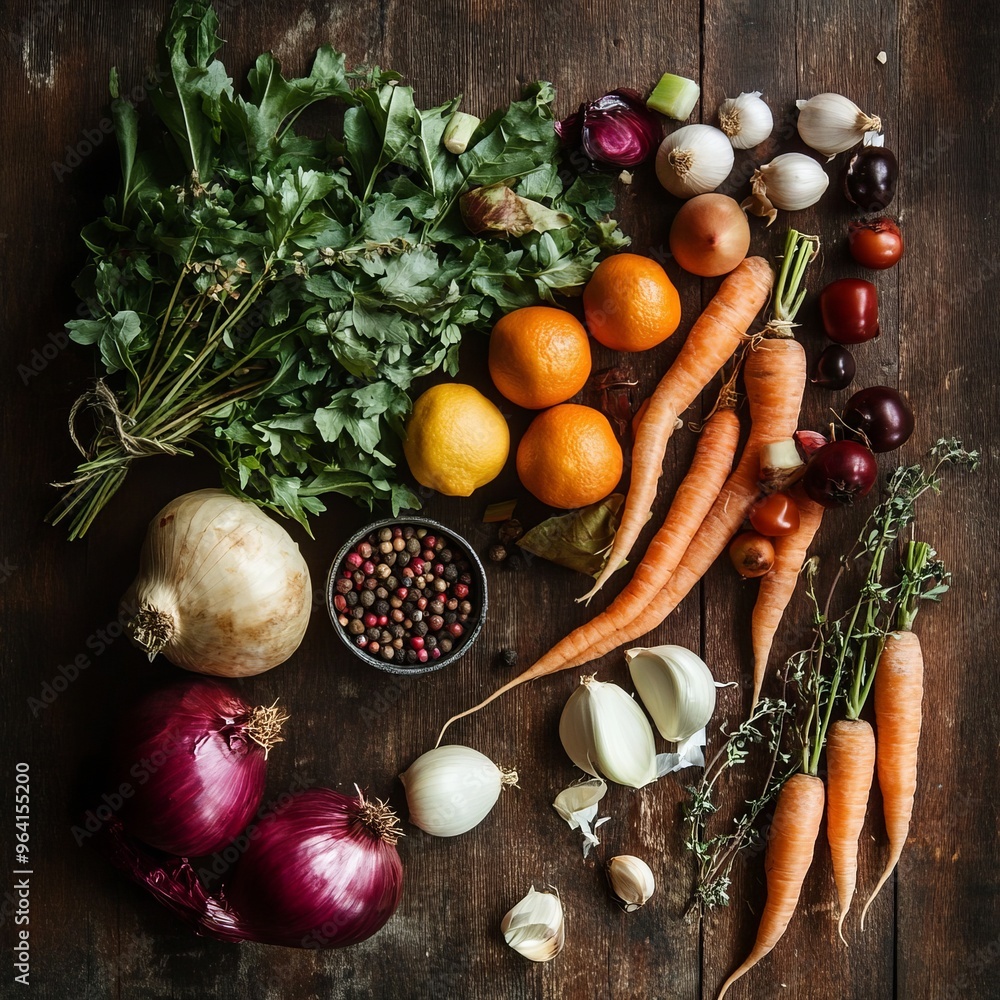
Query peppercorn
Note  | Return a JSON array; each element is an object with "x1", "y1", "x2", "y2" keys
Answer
[
  {"x1": 403, "y1": 526, "x2": 415, "y2": 539},
  {"x1": 429, "y1": 599, "x2": 445, "y2": 615},
  {"x1": 393, "y1": 536, "x2": 406, "y2": 551},
  {"x1": 448, "y1": 622, "x2": 464, "y2": 637},
  {"x1": 405, "y1": 649, "x2": 419, "y2": 664},
  {"x1": 405, "y1": 537, "x2": 421, "y2": 554},
  {"x1": 438, "y1": 638, "x2": 453, "y2": 654},
  {"x1": 413, "y1": 620, "x2": 429, "y2": 637},
  {"x1": 355, "y1": 635, "x2": 368, "y2": 648},
  {"x1": 395, "y1": 648, "x2": 407, "y2": 665},
  {"x1": 381, "y1": 645, "x2": 396, "y2": 661},
  {"x1": 348, "y1": 619, "x2": 364, "y2": 635},
  {"x1": 383, "y1": 551, "x2": 397, "y2": 567},
  {"x1": 393, "y1": 526, "x2": 403, "y2": 538},
  {"x1": 392, "y1": 637, "x2": 403, "y2": 650},
  {"x1": 391, "y1": 609, "x2": 405, "y2": 624},
  {"x1": 396, "y1": 551, "x2": 411, "y2": 568},
  {"x1": 459, "y1": 600, "x2": 472, "y2": 615},
  {"x1": 346, "y1": 591, "x2": 359, "y2": 607},
  {"x1": 389, "y1": 596, "x2": 403, "y2": 610},
  {"x1": 489, "y1": 544, "x2": 508, "y2": 562},
  {"x1": 497, "y1": 648, "x2": 519, "y2": 669},
  {"x1": 439, "y1": 548, "x2": 453, "y2": 563},
  {"x1": 454, "y1": 583, "x2": 470, "y2": 599},
  {"x1": 498, "y1": 519, "x2": 523, "y2": 545},
  {"x1": 446, "y1": 598, "x2": 459, "y2": 611},
  {"x1": 380, "y1": 629, "x2": 393, "y2": 644},
  {"x1": 360, "y1": 590, "x2": 376, "y2": 608},
  {"x1": 433, "y1": 578, "x2": 448, "y2": 593},
  {"x1": 390, "y1": 623, "x2": 405, "y2": 639},
  {"x1": 425, "y1": 635, "x2": 437, "y2": 651},
  {"x1": 410, "y1": 636, "x2": 425, "y2": 650},
  {"x1": 375, "y1": 586, "x2": 389, "y2": 600},
  {"x1": 379, "y1": 528, "x2": 392, "y2": 542},
  {"x1": 443, "y1": 564, "x2": 459, "y2": 582},
  {"x1": 444, "y1": 611, "x2": 458, "y2": 625},
  {"x1": 334, "y1": 594, "x2": 347, "y2": 612},
  {"x1": 459, "y1": 571, "x2": 472, "y2": 583},
  {"x1": 351, "y1": 606, "x2": 365, "y2": 619},
  {"x1": 338, "y1": 614, "x2": 349, "y2": 627},
  {"x1": 374, "y1": 600, "x2": 390, "y2": 617},
  {"x1": 369, "y1": 641, "x2": 380, "y2": 654},
  {"x1": 335, "y1": 576, "x2": 353, "y2": 595},
  {"x1": 363, "y1": 577, "x2": 378, "y2": 591},
  {"x1": 346, "y1": 551, "x2": 363, "y2": 569},
  {"x1": 357, "y1": 541, "x2": 373, "y2": 560},
  {"x1": 428, "y1": 614, "x2": 444, "y2": 632},
  {"x1": 379, "y1": 540, "x2": 393, "y2": 555},
  {"x1": 366, "y1": 626, "x2": 380, "y2": 641},
  {"x1": 416, "y1": 528, "x2": 427, "y2": 538},
  {"x1": 417, "y1": 597, "x2": 430, "y2": 611},
  {"x1": 376, "y1": 563, "x2": 391, "y2": 580}
]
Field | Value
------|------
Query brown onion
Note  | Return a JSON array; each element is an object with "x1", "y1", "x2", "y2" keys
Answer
[{"x1": 669, "y1": 194, "x2": 750, "y2": 277}]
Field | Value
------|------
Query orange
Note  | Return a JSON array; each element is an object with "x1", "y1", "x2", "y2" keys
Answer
[
  {"x1": 582, "y1": 253, "x2": 681, "y2": 352},
  {"x1": 489, "y1": 306, "x2": 592, "y2": 409},
  {"x1": 516, "y1": 403, "x2": 623, "y2": 509}
]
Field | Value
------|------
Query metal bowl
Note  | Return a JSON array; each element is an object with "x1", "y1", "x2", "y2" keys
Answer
[{"x1": 326, "y1": 516, "x2": 488, "y2": 675}]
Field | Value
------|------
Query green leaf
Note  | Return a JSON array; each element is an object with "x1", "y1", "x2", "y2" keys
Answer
[
  {"x1": 518, "y1": 494, "x2": 625, "y2": 577},
  {"x1": 98, "y1": 311, "x2": 145, "y2": 379}
]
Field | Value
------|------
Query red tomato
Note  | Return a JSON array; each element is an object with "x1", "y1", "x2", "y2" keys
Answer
[
  {"x1": 728, "y1": 531, "x2": 775, "y2": 579},
  {"x1": 750, "y1": 493, "x2": 801, "y2": 536},
  {"x1": 819, "y1": 278, "x2": 880, "y2": 344},
  {"x1": 848, "y1": 218, "x2": 904, "y2": 270}
]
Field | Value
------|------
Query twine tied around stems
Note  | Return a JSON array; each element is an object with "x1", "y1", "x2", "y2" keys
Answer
[{"x1": 55, "y1": 380, "x2": 181, "y2": 484}]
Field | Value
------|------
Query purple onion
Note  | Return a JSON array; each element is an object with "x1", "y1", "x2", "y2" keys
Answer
[
  {"x1": 555, "y1": 89, "x2": 662, "y2": 169},
  {"x1": 114, "y1": 679, "x2": 282, "y2": 857}
]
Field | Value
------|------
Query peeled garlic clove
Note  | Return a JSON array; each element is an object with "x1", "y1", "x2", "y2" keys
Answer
[
  {"x1": 559, "y1": 674, "x2": 658, "y2": 788},
  {"x1": 626, "y1": 645, "x2": 716, "y2": 743},
  {"x1": 796, "y1": 92, "x2": 882, "y2": 158},
  {"x1": 608, "y1": 855, "x2": 656, "y2": 911},
  {"x1": 400, "y1": 744, "x2": 518, "y2": 837},
  {"x1": 718, "y1": 91, "x2": 773, "y2": 150},
  {"x1": 655, "y1": 124, "x2": 734, "y2": 199},
  {"x1": 502, "y1": 887, "x2": 565, "y2": 962},
  {"x1": 741, "y1": 152, "x2": 829, "y2": 226}
]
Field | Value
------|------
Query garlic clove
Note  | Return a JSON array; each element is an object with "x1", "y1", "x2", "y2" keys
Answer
[
  {"x1": 655, "y1": 124, "x2": 734, "y2": 199},
  {"x1": 559, "y1": 675, "x2": 658, "y2": 788},
  {"x1": 796, "y1": 92, "x2": 882, "y2": 159},
  {"x1": 718, "y1": 91, "x2": 773, "y2": 150},
  {"x1": 399, "y1": 744, "x2": 517, "y2": 837},
  {"x1": 553, "y1": 778, "x2": 609, "y2": 858},
  {"x1": 626, "y1": 645, "x2": 716, "y2": 743},
  {"x1": 742, "y1": 152, "x2": 829, "y2": 226},
  {"x1": 502, "y1": 887, "x2": 565, "y2": 962},
  {"x1": 608, "y1": 855, "x2": 656, "y2": 912}
]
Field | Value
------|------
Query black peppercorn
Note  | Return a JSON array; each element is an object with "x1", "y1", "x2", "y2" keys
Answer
[
  {"x1": 439, "y1": 548, "x2": 453, "y2": 563},
  {"x1": 444, "y1": 611, "x2": 458, "y2": 625},
  {"x1": 360, "y1": 590, "x2": 376, "y2": 608},
  {"x1": 366, "y1": 626, "x2": 380, "y2": 641},
  {"x1": 374, "y1": 600, "x2": 391, "y2": 616},
  {"x1": 405, "y1": 649, "x2": 418, "y2": 664},
  {"x1": 351, "y1": 606, "x2": 365, "y2": 620},
  {"x1": 348, "y1": 618, "x2": 365, "y2": 635},
  {"x1": 443, "y1": 564, "x2": 459, "y2": 582},
  {"x1": 489, "y1": 544, "x2": 508, "y2": 562},
  {"x1": 346, "y1": 590, "x2": 359, "y2": 607},
  {"x1": 439, "y1": 638, "x2": 453, "y2": 654},
  {"x1": 396, "y1": 551, "x2": 410, "y2": 568},
  {"x1": 497, "y1": 648, "x2": 519, "y2": 669},
  {"x1": 413, "y1": 621, "x2": 428, "y2": 637},
  {"x1": 390, "y1": 623, "x2": 405, "y2": 640},
  {"x1": 424, "y1": 635, "x2": 437, "y2": 651}
]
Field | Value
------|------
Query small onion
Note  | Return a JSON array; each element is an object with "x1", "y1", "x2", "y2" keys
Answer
[
  {"x1": 121, "y1": 490, "x2": 312, "y2": 677},
  {"x1": 655, "y1": 124, "x2": 734, "y2": 199},
  {"x1": 669, "y1": 193, "x2": 750, "y2": 277},
  {"x1": 555, "y1": 89, "x2": 662, "y2": 169},
  {"x1": 400, "y1": 744, "x2": 518, "y2": 837},
  {"x1": 113, "y1": 678, "x2": 284, "y2": 857},
  {"x1": 718, "y1": 91, "x2": 773, "y2": 149}
]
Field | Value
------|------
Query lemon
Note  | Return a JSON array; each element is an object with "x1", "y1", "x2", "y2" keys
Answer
[{"x1": 404, "y1": 383, "x2": 510, "y2": 496}]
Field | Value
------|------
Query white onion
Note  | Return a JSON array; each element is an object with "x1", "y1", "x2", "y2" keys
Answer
[
  {"x1": 655, "y1": 124, "x2": 734, "y2": 199},
  {"x1": 121, "y1": 489, "x2": 312, "y2": 676}
]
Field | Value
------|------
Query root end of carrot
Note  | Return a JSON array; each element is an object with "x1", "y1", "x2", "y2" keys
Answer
[
  {"x1": 837, "y1": 912, "x2": 849, "y2": 947},
  {"x1": 860, "y1": 858, "x2": 897, "y2": 932}
]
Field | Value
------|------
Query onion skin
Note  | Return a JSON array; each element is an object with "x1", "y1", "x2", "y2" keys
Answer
[
  {"x1": 225, "y1": 788, "x2": 403, "y2": 948},
  {"x1": 121, "y1": 489, "x2": 312, "y2": 677},
  {"x1": 113, "y1": 679, "x2": 273, "y2": 857},
  {"x1": 669, "y1": 194, "x2": 750, "y2": 277}
]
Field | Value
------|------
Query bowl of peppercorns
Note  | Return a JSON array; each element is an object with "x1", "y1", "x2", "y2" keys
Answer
[{"x1": 326, "y1": 517, "x2": 488, "y2": 674}]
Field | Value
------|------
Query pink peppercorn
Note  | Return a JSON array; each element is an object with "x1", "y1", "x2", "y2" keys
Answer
[
  {"x1": 377, "y1": 615, "x2": 389, "y2": 626},
  {"x1": 410, "y1": 635, "x2": 425, "y2": 650},
  {"x1": 362, "y1": 560, "x2": 376, "y2": 576},
  {"x1": 433, "y1": 563, "x2": 445, "y2": 576},
  {"x1": 431, "y1": 648, "x2": 441, "y2": 660},
  {"x1": 416, "y1": 649, "x2": 429, "y2": 663},
  {"x1": 428, "y1": 615, "x2": 444, "y2": 632},
  {"x1": 410, "y1": 558, "x2": 424, "y2": 575},
  {"x1": 424, "y1": 536, "x2": 437, "y2": 549},
  {"x1": 333, "y1": 595, "x2": 347, "y2": 612},
  {"x1": 346, "y1": 552, "x2": 363, "y2": 569},
  {"x1": 447, "y1": 622, "x2": 464, "y2": 637},
  {"x1": 363, "y1": 612, "x2": 378, "y2": 628},
  {"x1": 395, "y1": 586, "x2": 409, "y2": 600},
  {"x1": 422, "y1": 548, "x2": 434, "y2": 561},
  {"x1": 453, "y1": 583, "x2": 469, "y2": 599},
  {"x1": 416, "y1": 597, "x2": 428, "y2": 610}
]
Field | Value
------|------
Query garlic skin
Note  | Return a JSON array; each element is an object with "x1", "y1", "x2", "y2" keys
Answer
[
  {"x1": 718, "y1": 92, "x2": 773, "y2": 149},
  {"x1": 559, "y1": 675, "x2": 658, "y2": 788},
  {"x1": 501, "y1": 887, "x2": 565, "y2": 962},
  {"x1": 608, "y1": 855, "x2": 656, "y2": 912},
  {"x1": 741, "y1": 152, "x2": 829, "y2": 226},
  {"x1": 655, "y1": 124, "x2": 734, "y2": 199},
  {"x1": 121, "y1": 490, "x2": 311, "y2": 677},
  {"x1": 626, "y1": 645, "x2": 716, "y2": 743},
  {"x1": 796, "y1": 93, "x2": 882, "y2": 158},
  {"x1": 400, "y1": 744, "x2": 517, "y2": 837}
]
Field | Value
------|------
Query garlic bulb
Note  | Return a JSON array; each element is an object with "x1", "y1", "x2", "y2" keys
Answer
[
  {"x1": 796, "y1": 93, "x2": 882, "y2": 158},
  {"x1": 655, "y1": 124, "x2": 734, "y2": 199},
  {"x1": 718, "y1": 92, "x2": 773, "y2": 149},
  {"x1": 559, "y1": 675, "x2": 657, "y2": 788},
  {"x1": 501, "y1": 887, "x2": 565, "y2": 962},
  {"x1": 626, "y1": 645, "x2": 716, "y2": 743},
  {"x1": 121, "y1": 490, "x2": 311, "y2": 677},
  {"x1": 741, "y1": 153, "x2": 829, "y2": 226},
  {"x1": 608, "y1": 855, "x2": 656, "y2": 912},
  {"x1": 400, "y1": 744, "x2": 517, "y2": 837}
]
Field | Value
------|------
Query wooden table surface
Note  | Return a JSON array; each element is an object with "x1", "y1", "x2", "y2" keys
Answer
[{"x1": 3, "y1": 1, "x2": 998, "y2": 997}]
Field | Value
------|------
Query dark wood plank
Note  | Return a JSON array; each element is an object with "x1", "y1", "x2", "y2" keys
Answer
[{"x1": 1, "y1": 1, "x2": 998, "y2": 998}]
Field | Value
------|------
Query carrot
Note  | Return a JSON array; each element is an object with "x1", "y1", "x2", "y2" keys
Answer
[
  {"x1": 859, "y1": 629, "x2": 924, "y2": 930},
  {"x1": 580, "y1": 255, "x2": 773, "y2": 603},
  {"x1": 434, "y1": 405, "x2": 740, "y2": 743},
  {"x1": 825, "y1": 717, "x2": 875, "y2": 942},
  {"x1": 716, "y1": 772, "x2": 825, "y2": 1000},
  {"x1": 750, "y1": 489, "x2": 825, "y2": 705},
  {"x1": 572, "y1": 336, "x2": 807, "y2": 666}
]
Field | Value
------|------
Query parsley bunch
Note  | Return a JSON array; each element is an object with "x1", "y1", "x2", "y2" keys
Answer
[{"x1": 51, "y1": 0, "x2": 626, "y2": 538}]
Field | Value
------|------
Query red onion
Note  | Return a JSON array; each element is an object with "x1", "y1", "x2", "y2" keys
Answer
[
  {"x1": 114, "y1": 679, "x2": 285, "y2": 857},
  {"x1": 556, "y1": 89, "x2": 662, "y2": 169},
  {"x1": 100, "y1": 787, "x2": 403, "y2": 949}
]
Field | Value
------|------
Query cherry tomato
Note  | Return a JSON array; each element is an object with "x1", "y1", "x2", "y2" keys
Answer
[
  {"x1": 819, "y1": 278, "x2": 879, "y2": 344},
  {"x1": 750, "y1": 493, "x2": 801, "y2": 537},
  {"x1": 728, "y1": 531, "x2": 775, "y2": 579},
  {"x1": 848, "y1": 218, "x2": 904, "y2": 270}
]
